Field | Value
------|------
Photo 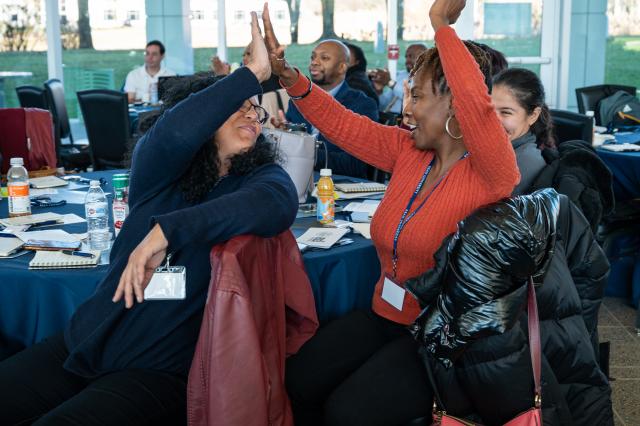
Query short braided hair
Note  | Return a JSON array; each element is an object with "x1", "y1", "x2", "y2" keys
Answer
[{"x1": 410, "y1": 41, "x2": 492, "y2": 96}]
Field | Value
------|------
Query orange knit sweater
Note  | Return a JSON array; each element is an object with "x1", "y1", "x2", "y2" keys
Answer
[{"x1": 285, "y1": 27, "x2": 520, "y2": 325}]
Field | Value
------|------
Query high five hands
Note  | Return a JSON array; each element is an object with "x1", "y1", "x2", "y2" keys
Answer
[
  {"x1": 245, "y1": 11, "x2": 271, "y2": 83},
  {"x1": 429, "y1": 0, "x2": 466, "y2": 31},
  {"x1": 261, "y1": 3, "x2": 298, "y2": 87}
]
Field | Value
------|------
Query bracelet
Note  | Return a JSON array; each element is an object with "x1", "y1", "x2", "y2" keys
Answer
[{"x1": 289, "y1": 77, "x2": 313, "y2": 100}]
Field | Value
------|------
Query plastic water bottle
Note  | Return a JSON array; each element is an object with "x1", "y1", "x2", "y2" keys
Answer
[
  {"x1": 85, "y1": 180, "x2": 110, "y2": 250},
  {"x1": 149, "y1": 82, "x2": 159, "y2": 104},
  {"x1": 586, "y1": 110, "x2": 596, "y2": 144},
  {"x1": 7, "y1": 157, "x2": 31, "y2": 217},
  {"x1": 316, "y1": 168, "x2": 335, "y2": 224}
]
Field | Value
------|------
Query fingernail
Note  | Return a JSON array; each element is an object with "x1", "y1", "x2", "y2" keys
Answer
[{"x1": 137, "y1": 296, "x2": 143, "y2": 303}]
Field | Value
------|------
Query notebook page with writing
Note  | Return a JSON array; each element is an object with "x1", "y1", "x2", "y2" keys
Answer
[{"x1": 29, "y1": 250, "x2": 100, "y2": 269}]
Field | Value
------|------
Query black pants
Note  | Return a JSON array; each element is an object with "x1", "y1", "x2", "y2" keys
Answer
[
  {"x1": 285, "y1": 310, "x2": 433, "y2": 426},
  {"x1": 0, "y1": 334, "x2": 187, "y2": 426}
]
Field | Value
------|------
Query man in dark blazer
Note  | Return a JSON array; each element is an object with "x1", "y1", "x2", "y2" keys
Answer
[{"x1": 284, "y1": 40, "x2": 379, "y2": 178}]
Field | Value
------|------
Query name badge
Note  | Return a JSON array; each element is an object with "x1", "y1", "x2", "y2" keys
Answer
[
  {"x1": 381, "y1": 275, "x2": 405, "y2": 311},
  {"x1": 145, "y1": 255, "x2": 186, "y2": 300}
]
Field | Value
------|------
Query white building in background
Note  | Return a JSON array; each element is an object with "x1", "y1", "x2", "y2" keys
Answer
[{"x1": 0, "y1": 0, "x2": 290, "y2": 49}]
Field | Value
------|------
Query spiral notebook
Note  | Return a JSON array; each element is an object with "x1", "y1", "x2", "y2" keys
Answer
[
  {"x1": 29, "y1": 250, "x2": 100, "y2": 269},
  {"x1": 334, "y1": 183, "x2": 387, "y2": 193}
]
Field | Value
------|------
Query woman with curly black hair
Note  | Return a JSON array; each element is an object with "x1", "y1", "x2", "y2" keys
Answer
[{"x1": 0, "y1": 13, "x2": 298, "y2": 425}]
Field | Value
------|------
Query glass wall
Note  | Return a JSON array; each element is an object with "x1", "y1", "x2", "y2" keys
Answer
[
  {"x1": 605, "y1": 0, "x2": 640, "y2": 91},
  {"x1": 0, "y1": 0, "x2": 48, "y2": 108},
  {"x1": 472, "y1": 0, "x2": 543, "y2": 75},
  {"x1": 60, "y1": 0, "x2": 146, "y2": 118}
]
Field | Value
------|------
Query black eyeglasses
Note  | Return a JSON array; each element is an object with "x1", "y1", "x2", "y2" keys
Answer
[{"x1": 239, "y1": 103, "x2": 269, "y2": 125}]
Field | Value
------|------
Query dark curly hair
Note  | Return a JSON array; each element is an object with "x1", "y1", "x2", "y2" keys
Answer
[
  {"x1": 131, "y1": 72, "x2": 279, "y2": 203},
  {"x1": 493, "y1": 68, "x2": 556, "y2": 149},
  {"x1": 410, "y1": 41, "x2": 492, "y2": 96}
]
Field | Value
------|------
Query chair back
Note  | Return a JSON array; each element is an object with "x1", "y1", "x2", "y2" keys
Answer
[
  {"x1": 44, "y1": 78, "x2": 73, "y2": 145},
  {"x1": 16, "y1": 85, "x2": 48, "y2": 109},
  {"x1": 0, "y1": 108, "x2": 57, "y2": 174},
  {"x1": 550, "y1": 109, "x2": 593, "y2": 145},
  {"x1": 575, "y1": 84, "x2": 637, "y2": 125},
  {"x1": 76, "y1": 89, "x2": 130, "y2": 170}
]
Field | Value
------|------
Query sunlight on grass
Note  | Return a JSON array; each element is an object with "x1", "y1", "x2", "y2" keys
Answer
[{"x1": 0, "y1": 36, "x2": 637, "y2": 115}]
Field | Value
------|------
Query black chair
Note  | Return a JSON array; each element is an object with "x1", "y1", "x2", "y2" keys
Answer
[
  {"x1": 575, "y1": 84, "x2": 637, "y2": 125},
  {"x1": 44, "y1": 79, "x2": 92, "y2": 169},
  {"x1": 550, "y1": 109, "x2": 593, "y2": 145},
  {"x1": 77, "y1": 89, "x2": 131, "y2": 170},
  {"x1": 15, "y1": 85, "x2": 48, "y2": 109}
]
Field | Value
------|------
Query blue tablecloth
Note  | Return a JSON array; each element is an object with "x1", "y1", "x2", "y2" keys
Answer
[
  {"x1": 0, "y1": 171, "x2": 379, "y2": 356},
  {"x1": 596, "y1": 148, "x2": 640, "y2": 201},
  {"x1": 596, "y1": 148, "x2": 640, "y2": 327}
]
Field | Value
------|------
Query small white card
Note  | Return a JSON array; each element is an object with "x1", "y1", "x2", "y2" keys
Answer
[
  {"x1": 296, "y1": 227, "x2": 349, "y2": 249},
  {"x1": 381, "y1": 276, "x2": 406, "y2": 311}
]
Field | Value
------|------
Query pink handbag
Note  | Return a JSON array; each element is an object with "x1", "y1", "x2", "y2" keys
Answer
[{"x1": 428, "y1": 278, "x2": 542, "y2": 426}]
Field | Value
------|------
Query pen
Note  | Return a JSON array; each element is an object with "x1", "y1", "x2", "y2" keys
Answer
[
  {"x1": 26, "y1": 220, "x2": 63, "y2": 230},
  {"x1": 61, "y1": 250, "x2": 96, "y2": 258}
]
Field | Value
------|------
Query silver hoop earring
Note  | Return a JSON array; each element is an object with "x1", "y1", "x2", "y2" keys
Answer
[{"x1": 445, "y1": 115, "x2": 463, "y2": 140}]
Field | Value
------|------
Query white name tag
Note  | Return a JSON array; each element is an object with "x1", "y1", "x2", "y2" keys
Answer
[
  {"x1": 145, "y1": 265, "x2": 186, "y2": 300},
  {"x1": 381, "y1": 276, "x2": 405, "y2": 311}
]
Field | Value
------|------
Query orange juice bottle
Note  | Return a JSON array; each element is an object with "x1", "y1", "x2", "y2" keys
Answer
[{"x1": 316, "y1": 169, "x2": 335, "y2": 224}]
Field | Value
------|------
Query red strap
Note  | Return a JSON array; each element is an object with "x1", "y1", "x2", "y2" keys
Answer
[{"x1": 527, "y1": 277, "x2": 542, "y2": 406}]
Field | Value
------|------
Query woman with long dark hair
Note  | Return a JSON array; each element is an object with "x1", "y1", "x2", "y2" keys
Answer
[
  {"x1": 0, "y1": 14, "x2": 298, "y2": 425},
  {"x1": 492, "y1": 67, "x2": 554, "y2": 194}
]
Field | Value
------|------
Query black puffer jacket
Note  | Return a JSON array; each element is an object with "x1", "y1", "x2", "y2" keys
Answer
[
  {"x1": 406, "y1": 189, "x2": 613, "y2": 426},
  {"x1": 530, "y1": 140, "x2": 614, "y2": 232}
]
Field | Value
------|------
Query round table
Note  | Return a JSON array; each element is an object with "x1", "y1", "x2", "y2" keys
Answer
[
  {"x1": 0, "y1": 171, "x2": 379, "y2": 358},
  {"x1": 596, "y1": 148, "x2": 640, "y2": 201}
]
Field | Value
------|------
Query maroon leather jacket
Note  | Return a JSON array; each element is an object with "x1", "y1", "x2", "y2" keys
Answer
[{"x1": 187, "y1": 231, "x2": 318, "y2": 426}]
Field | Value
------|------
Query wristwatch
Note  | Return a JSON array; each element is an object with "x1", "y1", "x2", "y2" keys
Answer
[{"x1": 387, "y1": 79, "x2": 397, "y2": 89}]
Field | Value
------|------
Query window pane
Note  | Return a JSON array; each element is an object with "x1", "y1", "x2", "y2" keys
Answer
[
  {"x1": 606, "y1": 1, "x2": 640, "y2": 90},
  {"x1": 0, "y1": 0, "x2": 48, "y2": 109},
  {"x1": 62, "y1": 0, "x2": 147, "y2": 118},
  {"x1": 473, "y1": 1, "x2": 542, "y2": 57}
]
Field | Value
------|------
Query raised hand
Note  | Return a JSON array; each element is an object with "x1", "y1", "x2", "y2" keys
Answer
[
  {"x1": 270, "y1": 109, "x2": 288, "y2": 129},
  {"x1": 245, "y1": 11, "x2": 271, "y2": 83},
  {"x1": 262, "y1": 2, "x2": 297, "y2": 86},
  {"x1": 210, "y1": 56, "x2": 230, "y2": 76},
  {"x1": 429, "y1": 0, "x2": 466, "y2": 31},
  {"x1": 368, "y1": 68, "x2": 391, "y2": 94}
]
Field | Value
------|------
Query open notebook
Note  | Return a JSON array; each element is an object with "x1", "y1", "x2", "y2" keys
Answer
[{"x1": 29, "y1": 250, "x2": 100, "y2": 269}]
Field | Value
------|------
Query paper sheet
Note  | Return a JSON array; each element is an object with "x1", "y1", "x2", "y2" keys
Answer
[
  {"x1": 296, "y1": 227, "x2": 349, "y2": 249},
  {"x1": 62, "y1": 213, "x2": 86, "y2": 225},
  {"x1": 350, "y1": 222, "x2": 372, "y2": 239},
  {"x1": 0, "y1": 212, "x2": 63, "y2": 227},
  {"x1": 15, "y1": 229, "x2": 81, "y2": 243}
]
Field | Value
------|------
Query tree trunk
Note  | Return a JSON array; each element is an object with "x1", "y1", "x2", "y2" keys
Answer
[
  {"x1": 320, "y1": 0, "x2": 337, "y2": 39},
  {"x1": 287, "y1": 0, "x2": 301, "y2": 44},
  {"x1": 77, "y1": 0, "x2": 93, "y2": 49},
  {"x1": 397, "y1": 0, "x2": 404, "y2": 40}
]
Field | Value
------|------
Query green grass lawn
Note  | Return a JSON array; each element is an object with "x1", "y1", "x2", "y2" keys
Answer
[{"x1": 0, "y1": 36, "x2": 637, "y2": 117}]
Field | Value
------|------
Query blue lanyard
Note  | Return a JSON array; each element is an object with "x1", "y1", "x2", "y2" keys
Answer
[{"x1": 391, "y1": 152, "x2": 469, "y2": 278}]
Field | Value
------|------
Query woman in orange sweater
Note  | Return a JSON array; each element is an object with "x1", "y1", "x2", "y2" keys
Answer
[{"x1": 263, "y1": 1, "x2": 519, "y2": 424}]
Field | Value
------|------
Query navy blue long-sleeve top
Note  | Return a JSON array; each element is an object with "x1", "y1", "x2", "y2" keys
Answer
[{"x1": 63, "y1": 67, "x2": 298, "y2": 378}]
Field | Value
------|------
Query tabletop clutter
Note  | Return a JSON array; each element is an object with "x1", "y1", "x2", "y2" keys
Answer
[
  {"x1": 0, "y1": 156, "x2": 130, "y2": 268},
  {"x1": 295, "y1": 167, "x2": 385, "y2": 252}
]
